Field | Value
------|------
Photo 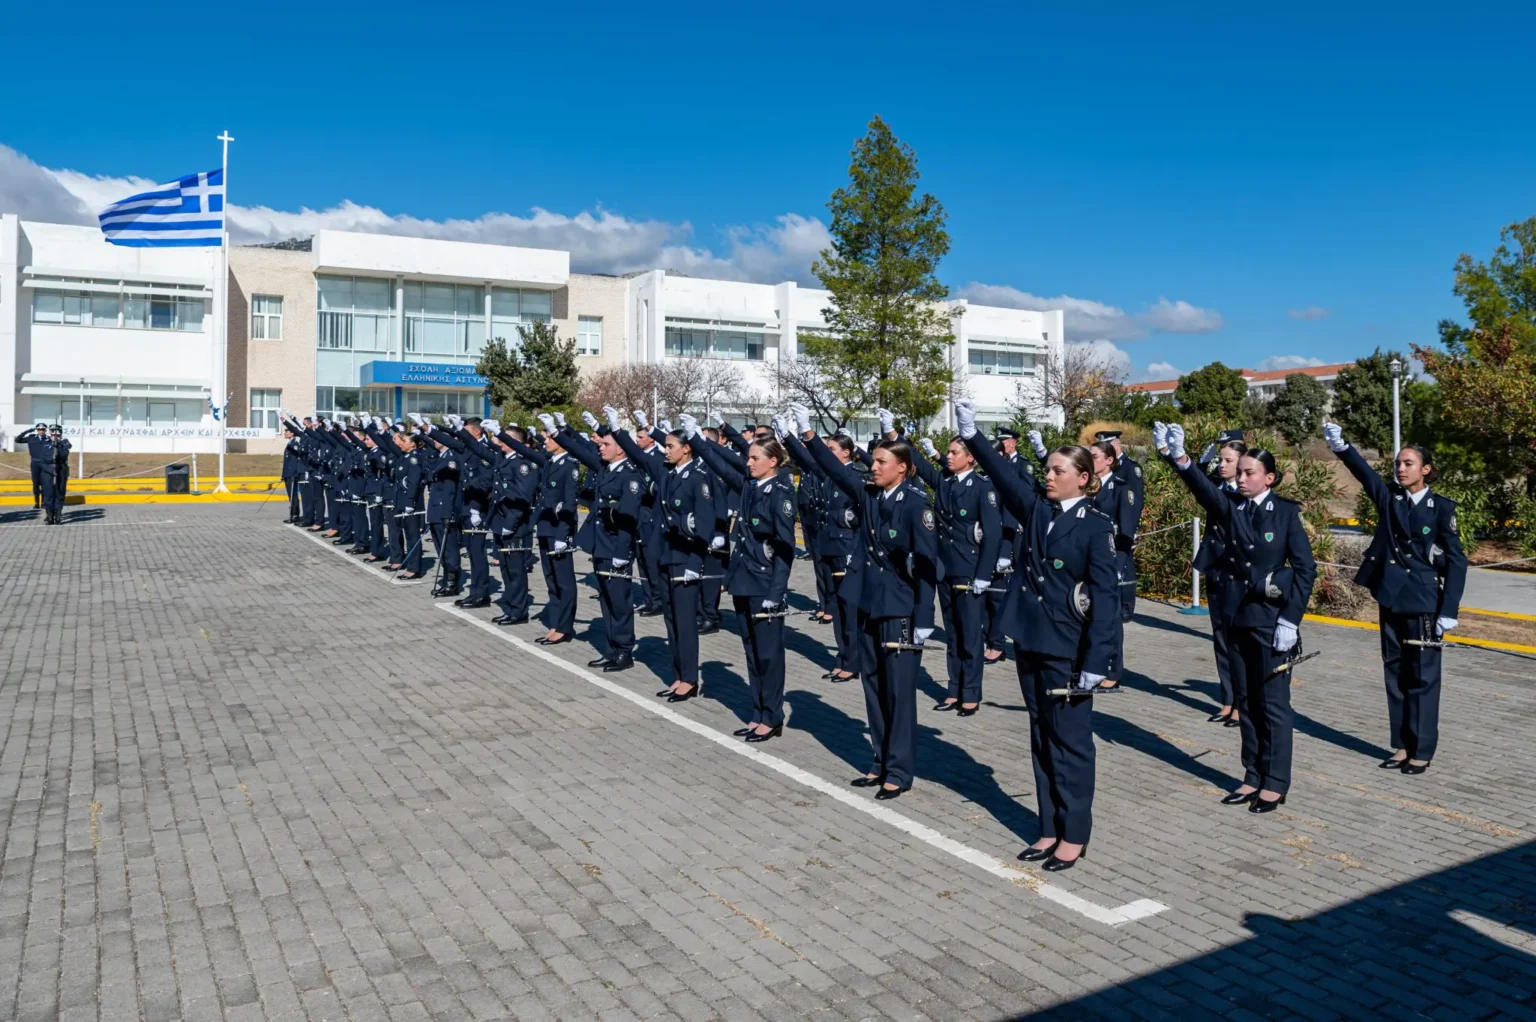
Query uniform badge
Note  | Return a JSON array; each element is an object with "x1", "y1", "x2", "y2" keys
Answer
[
  {"x1": 895, "y1": 490, "x2": 905, "y2": 502},
  {"x1": 751, "y1": 517, "x2": 760, "y2": 526},
  {"x1": 921, "y1": 508, "x2": 935, "y2": 530},
  {"x1": 410, "y1": 457, "x2": 418, "y2": 464},
  {"x1": 701, "y1": 482, "x2": 710, "y2": 499},
  {"x1": 448, "y1": 461, "x2": 456, "y2": 469},
  {"x1": 781, "y1": 499, "x2": 794, "y2": 518},
  {"x1": 1107, "y1": 534, "x2": 1115, "y2": 553},
  {"x1": 965, "y1": 478, "x2": 973, "y2": 487},
  {"x1": 629, "y1": 479, "x2": 640, "y2": 494},
  {"x1": 959, "y1": 508, "x2": 967, "y2": 516},
  {"x1": 571, "y1": 468, "x2": 579, "y2": 480},
  {"x1": 1421, "y1": 525, "x2": 1431, "y2": 535},
  {"x1": 1135, "y1": 465, "x2": 1142, "y2": 478},
  {"x1": 888, "y1": 528, "x2": 899, "y2": 538},
  {"x1": 987, "y1": 490, "x2": 996, "y2": 507},
  {"x1": 1127, "y1": 491, "x2": 1135, "y2": 505},
  {"x1": 843, "y1": 507, "x2": 856, "y2": 526},
  {"x1": 673, "y1": 498, "x2": 681, "y2": 507},
  {"x1": 518, "y1": 464, "x2": 529, "y2": 475},
  {"x1": 1264, "y1": 531, "x2": 1274, "y2": 542},
  {"x1": 1265, "y1": 501, "x2": 1273, "y2": 512},
  {"x1": 1052, "y1": 559, "x2": 1064, "y2": 569},
  {"x1": 1450, "y1": 514, "x2": 1458, "y2": 530}
]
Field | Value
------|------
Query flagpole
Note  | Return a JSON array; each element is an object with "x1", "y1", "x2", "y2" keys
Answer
[{"x1": 214, "y1": 130, "x2": 234, "y2": 493}]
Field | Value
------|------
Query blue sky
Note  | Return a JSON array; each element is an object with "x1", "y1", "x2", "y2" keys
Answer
[{"x1": 3, "y1": 0, "x2": 1533, "y2": 381}]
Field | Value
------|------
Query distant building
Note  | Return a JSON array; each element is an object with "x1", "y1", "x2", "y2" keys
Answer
[{"x1": 1127, "y1": 362, "x2": 1351, "y2": 401}]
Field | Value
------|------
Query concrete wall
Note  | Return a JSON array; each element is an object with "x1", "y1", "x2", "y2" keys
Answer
[
  {"x1": 228, "y1": 247, "x2": 317, "y2": 453},
  {"x1": 559, "y1": 273, "x2": 629, "y2": 372}
]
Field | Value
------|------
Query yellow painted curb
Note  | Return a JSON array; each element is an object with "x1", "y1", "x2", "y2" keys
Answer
[
  {"x1": 1462, "y1": 606, "x2": 1536, "y2": 623},
  {"x1": 1304, "y1": 612, "x2": 1536, "y2": 655}
]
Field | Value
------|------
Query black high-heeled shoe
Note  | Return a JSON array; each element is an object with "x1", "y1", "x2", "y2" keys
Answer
[
  {"x1": 1379, "y1": 756, "x2": 1407, "y2": 769},
  {"x1": 1017, "y1": 841, "x2": 1059, "y2": 863},
  {"x1": 659, "y1": 687, "x2": 680, "y2": 697},
  {"x1": 745, "y1": 726, "x2": 781, "y2": 743},
  {"x1": 732, "y1": 726, "x2": 754, "y2": 737},
  {"x1": 1221, "y1": 789, "x2": 1258, "y2": 806},
  {"x1": 849, "y1": 775, "x2": 882, "y2": 788},
  {"x1": 956, "y1": 705, "x2": 978, "y2": 717},
  {"x1": 1249, "y1": 794, "x2": 1287, "y2": 814},
  {"x1": 1208, "y1": 709, "x2": 1232, "y2": 723},
  {"x1": 667, "y1": 686, "x2": 698, "y2": 703},
  {"x1": 1399, "y1": 761, "x2": 1430, "y2": 775},
  {"x1": 1043, "y1": 842, "x2": 1087, "y2": 872},
  {"x1": 874, "y1": 785, "x2": 909, "y2": 800},
  {"x1": 933, "y1": 701, "x2": 958, "y2": 712},
  {"x1": 1223, "y1": 717, "x2": 1241, "y2": 728}
]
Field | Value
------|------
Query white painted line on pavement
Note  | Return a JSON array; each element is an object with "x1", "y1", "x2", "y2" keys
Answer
[{"x1": 289, "y1": 523, "x2": 1168, "y2": 926}]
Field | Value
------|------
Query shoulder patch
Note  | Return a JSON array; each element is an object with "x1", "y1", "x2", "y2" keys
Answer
[
  {"x1": 571, "y1": 468, "x2": 579, "y2": 480},
  {"x1": 518, "y1": 463, "x2": 530, "y2": 475},
  {"x1": 781, "y1": 498, "x2": 794, "y2": 518},
  {"x1": 895, "y1": 490, "x2": 905, "y2": 502},
  {"x1": 628, "y1": 479, "x2": 640, "y2": 494},
  {"x1": 986, "y1": 489, "x2": 996, "y2": 507},
  {"x1": 701, "y1": 480, "x2": 711, "y2": 499},
  {"x1": 410, "y1": 456, "x2": 418, "y2": 464},
  {"x1": 921, "y1": 508, "x2": 935, "y2": 530},
  {"x1": 1127, "y1": 489, "x2": 1135, "y2": 505}
]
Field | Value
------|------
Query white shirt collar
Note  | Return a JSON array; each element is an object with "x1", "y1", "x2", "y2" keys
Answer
[
  {"x1": 607, "y1": 456, "x2": 629, "y2": 471},
  {"x1": 952, "y1": 468, "x2": 973, "y2": 484},
  {"x1": 757, "y1": 476, "x2": 774, "y2": 490},
  {"x1": 1058, "y1": 495, "x2": 1084, "y2": 513},
  {"x1": 1248, "y1": 488, "x2": 1271, "y2": 507},
  {"x1": 883, "y1": 481, "x2": 903, "y2": 499},
  {"x1": 1408, "y1": 486, "x2": 1430, "y2": 505},
  {"x1": 1098, "y1": 471, "x2": 1113, "y2": 485},
  {"x1": 550, "y1": 452, "x2": 567, "y2": 463}
]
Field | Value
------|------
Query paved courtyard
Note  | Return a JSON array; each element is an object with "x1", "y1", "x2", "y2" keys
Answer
[{"x1": 1, "y1": 504, "x2": 1533, "y2": 1022}]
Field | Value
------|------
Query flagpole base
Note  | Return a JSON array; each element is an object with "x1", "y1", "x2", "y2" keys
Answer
[{"x1": 212, "y1": 484, "x2": 231, "y2": 494}]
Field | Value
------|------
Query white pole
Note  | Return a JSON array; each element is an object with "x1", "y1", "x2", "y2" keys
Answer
[
  {"x1": 652, "y1": 384, "x2": 658, "y2": 426},
  {"x1": 214, "y1": 129, "x2": 234, "y2": 493},
  {"x1": 1391, "y1": 373, "x2": 1401, "y2": 456},
  {"x1": 77, "y1": 377, "x2": 85, "y2": 476},
  {"x1": 1190, "y1": 516, "x2": 1202, "y2": 609}
]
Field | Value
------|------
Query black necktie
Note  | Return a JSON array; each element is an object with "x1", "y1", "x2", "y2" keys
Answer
[{"x1": 1050, "y1": 500, "x2": 1064, "y2": 520}]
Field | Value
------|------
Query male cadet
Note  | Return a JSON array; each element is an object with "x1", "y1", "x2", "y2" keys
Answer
[
  {"x1": 982, "y1": 427, "x2": 1033, "y2": 665},
  {"x1": 433, "y1": 415, "x2": 500, "y2": 609},
  {"x1": 567, "y1": 411, "x2": 645, "y2": 672},
  {"x1": 281, "y1": 423, "x2": 305, "y2": 522},
  {"x1": 628, "y1": 409, "x2": 668, "y2": 618},
  {"x1": 301, "y1": 416, "x2": 329, "y2": 530},
  {"x1": 50, "y1": 425, "x2": 72, "y2": 511},
  {"x1": 485, "y1": 422, "x2": 539, "y2": 624},
  {"x1": 414, "y1": 418, "x2": 463, "y2": 597},
  {"x1": 533, "y1": 413, "x2": 580, "y2": 645},
  {"x1": 17, "y1": 424, "x2": 59, "y2": 522},
  {"x1": 1095, "y1": 428, "x2": 1145, "y2": 622}
]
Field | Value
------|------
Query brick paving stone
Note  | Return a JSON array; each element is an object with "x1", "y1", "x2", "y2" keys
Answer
[{"x1": 0, "y1": 505, "x2": 1533, "y2": 1020}]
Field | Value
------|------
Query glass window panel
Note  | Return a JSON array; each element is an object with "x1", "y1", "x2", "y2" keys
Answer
[
  {"x1": 491, "y1": 288, "x2": 520, "y2": 317},
  {"x1": 148, "y1": 401, "x2": 176, "y2": 427},
  {"x1": 91, "y1": 296, "x2": 119, "y2": 325},
  {"x1": 455, "y1": 285, "x2": 481, "y2": 317},
  {"x1": 354, "y1": 279, "x2": 391, "y2": 312},
  {"x1": 333, "y1": 388, "x2": 361, "y2": 413},
  {"x1": 315, "y1": 350, "x2": 357, "y2": 386},
  {"x1": 32, "y1": 398, "x2": 62, "y2": 422},
  {"x1": 423, "y1": 284, "x2": 455, "y2": 315},
  {"x1": 33, "y1": 294, "x2": 63, "y2": 323},
  {"x1": 179, "y1": 300, "x2": 206, "y2": 331},
  {"x1": 421, "y1": 318, "x2": 456, "y2": 354},
  {"x1": 353, "y1": 313, "x2": 388, "y2": 351},
  {"x1": 315, "y1": 387, "x2": 332, "y2": 412},
  {"x1": 62, "y1": 295, "x2": 86, "y2": 324},
  {"x1": 318, "y1": 276, "x2": 353, "y2": 311},
  {"x1": 150, "y1": 299, "x2": 174, "y2": 330},
  {"x1": 520, "y1": 290, "x2": 552, "y2": 317},
  {"x1": 124, "y1": 298, "x2": 148, "y2": 328},
  {"x1": 464, "y1": 318, "x2": 485, "y2": 354},
  {"x1": 403, "y1": 283, "x2": 423, "y2": 312},
  {"x1": 252, "y1": 314, "x2": 267, "y2": 340},
  {"x1": 174, "y1": 399, "x2": 203, "y2": 425}
]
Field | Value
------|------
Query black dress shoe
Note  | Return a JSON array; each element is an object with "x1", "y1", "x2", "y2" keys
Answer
[
  {"x1": 537, "y1": 635, "x2": 571, "y2": 646},
  {"x1": 588, "y1": 655, "x2": 613, "y2": 667},
  {"x1": 849, "y1": 776, "x2": 882, "y2": 788},
  {"x1": 667, "y1": 685, "x2": 698, "y2": 702},
  {"x1": 1043, "y1": 847, "x2": 1086, "y2": 872},
  {"x1": 745, "y1": 726, "x2": 782, "y2": 743},
  {"x1": 933, "y1": 701, "x2": 957, "y2": 712},
  {"x1": 733, "y1": 727, "x2": 755, "y2": 737},
  {"x1": 956, "y1": 706, "x2": 978, "y2": 717},
  {"x1": 874, "y1": 786, "x2": 909, "y2": 800},
  {"x1": 638, "y1": 606, "x2": 663, "y2": 617},
  {"x1": 496, "y1": 615, "x2": 528, "y2": 626},
  {"x1": 1017, "y1": 841, "x2": 1059, "y2": 862},
  {"x1": 1379, "y1": 757, "x2": 1407, "y2": 770},
  {"x1": 1249, "y1": 794, "x2": 1287, "y2": 814},
  {"x1": 657, "y1": 688, "x2": 678, "y2": 697},
  {"x1": 1208, "y1": 709, "x2": 1232, "y2": 723},
  {"x1": 332, "y1": 538, "x2": 350, "y2": 545},
  {"x1": 697, "y1": 623, "x2": 720, "y2": 636},
  {"x1": 1399, "y1": 762, "x2": 1430, "y2": 775},
  {"x1": 1223, "y1": 717, "x2": 1241, "y2": 728},
  {"x1": 1221, "y1": 789, "x2": 1258, "y2": 806},
  {"x1": 454, "y1": 596, "x2": 491, "y2": 608},
  {"x1": 603, "y1": 656, "x2": 634, "y2": 673}
]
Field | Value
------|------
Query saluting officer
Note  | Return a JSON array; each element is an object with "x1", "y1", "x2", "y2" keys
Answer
[
  {"x1": 1191, "y1": 430, "x2": 1248, "y2": 727},
  {"x1": 531, "y1": 414, "x2": 580, "y2": 646},
  {"x1": 627, "y1": 412, "x2": 668, "y2": 619},
  {"x1": 1095, "y1": 429, "x2": 1144, "y2": 624},
  {"x1": 17, "y1": 424, "x2": 59, "y2": 522},
  {"x1": 483, "y1": 423, "x2": 540, "y2": 625},
  {"x1": 984, "y1": 427, "x2": 1034, "y2": 666},
  {"x1": 560, "y1": 411, "x2": 644, "y2": 672},
  {"x1": 282, "y1": 423, "x2": 305, "y2": 523},
  {"x1": 430, "y1": 416, "x2": 499, "y2": 609},
  {"x1": 1161, "y1": 422, "x2": 1316, "y2": 814},
  {"x1": 1086, "y1": 438, "x2": 1140, "y2": 688},
  {"x1": 418, "y1": 425, "x2": 463, "y2": 596},
  {"x1": 905, "y1": 416, "x2": 1002, "y2": 717},
  {"x1": 393, "y1": 430, "x2": 429, "y2": 581},
  {"x1": 1325, "y1": 422, "x2": 1467, "y2": 774}
]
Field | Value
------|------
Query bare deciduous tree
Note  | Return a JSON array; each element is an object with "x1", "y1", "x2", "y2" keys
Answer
[
  {"x1": 1016, "y1": 344, "x2": 1126, "y2": 431},
  {"x1": 774, "y1": 353, "x2": 871, "y2": 432}
]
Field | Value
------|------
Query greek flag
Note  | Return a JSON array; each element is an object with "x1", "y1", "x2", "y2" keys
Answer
[{"x1": 98, "y1": 169, "x2": 224, "y2": 247}]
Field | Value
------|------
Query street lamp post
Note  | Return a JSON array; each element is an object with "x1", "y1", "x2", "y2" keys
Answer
[{"x1": 1389, "y1": 357, "x2": 1404, "y2": 455}]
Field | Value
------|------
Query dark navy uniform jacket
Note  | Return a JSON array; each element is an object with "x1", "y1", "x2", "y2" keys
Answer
[
  {"x1": 1092, "y1": 469, "x2": 1140, "y2": 585},
  {"x1": 282, "y1": 437, "x2": 304, "y2": 481},
  {"x1": 1190, "y1": 473, "x2": 1241, "y2": 582},
  {"x1": 691, "y1": 434, "x2": 796, "y2": 603},
  {"x1": 1176, "y1": 460, "x2": 1317, "y2": 630},
  {"x1": 910, "y1": 446, "x2": 1002, "y2": 583},
  {"x1": 783, "y1": 435, "x2": 863, "y2": 563},
  {"x1": 615, "y1": 429, "x2": 712, "y2": 573},
  {"x1": 967, "y1": 433, "x2": 1120, "y2": 674},
  {"x1": 561, "y1": 429, "x2": 643, "y2": 561},
  {"x1": 804, "y1": 436, "x2": 939, "y2": 629},
  {"x1": 423, "y1": 447, "x2": 461, "y2": 524},
  {"x1": 1337, "y1": 445, "x2": 1467, "y2": 617},
  {"x1": 393, "y1": 448, "x2": 426, "y2": 511},
  {"x1": 488, "y1": 449, "x2": 539, "y2": 542},
  {"x1": 534, "y1": 451, "x2": 580, "y2": 543},
  {"x1": 18, "y1": 429, "x2": 56, "y2": 466},
  {"x1": 630, "y1": 433, "x2": 666, "y2": 538}
]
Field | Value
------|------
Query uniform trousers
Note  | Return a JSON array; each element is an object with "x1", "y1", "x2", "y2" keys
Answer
[
  {"x1": 1017, "y1": 651, "x2": 1096, "y2": 844},
  {"x1": 804, "y1": 526, "x2": 829, "y2": 611},
  {"x1": 54, "y1": 463, "x2": 70, "y2": 503},
  {"x1": 1231, "y1": 623, "x2": 1293, "y2": 794},
  {"x1": 350, "y1": 498, "x2": 369, "y2": 548},
  {"x1": 1206, "y1": 579, "x2": 1237, "y2": 707},
  {"x1": 637, "y1": 535, "x2": 663, "y2": 611},
  {"x1": 285, "y1": 480, "x2": 300, "y2": 520},
  {"x1": 863, "y1": 616, "x2": 920, "y2": 790},
  {"x1": 463, "y1": 521, "x2": 491, "y2": 598},
  {"x1": 825, "y1": 555, "x2": 866, "y2": 675},
  {"x1": 335, "y1": 497, "x2": 355, "y2": 544},
  {"x1": 593, "y1": 556, "x2": 636, "y2": 655},
  {"x1": 433, "y1": 521, "x2": 462, "y2": 580},
  {"x1": 539, "y1": 539, "x2": 577, "y2": 633},
  {"x1": 699, "y1": 549, "x2": 727, "y2": 627},
  {"x1": 495, "y1": 535, "x2": 533, "y2": 619},
  {"x1": 303, "y1": 480, "x2": 323, "y2": 527},
  {"x1": 385, "y1": 506, "x2": 403, "y2": 563},
  {"x1": 38, "y1": 465, "x2": 60, "y2": 512},
  {"x1": 1117, "y1": 550, "x2": 1137, "y2": 621},
  {"x1": 736, "y1": 596, "x2": 785, "y2": 727},
  {"x1": 661, "y1": 575, "x2": 702, "y2": 684},
  {"x1": 31, "y1": 463, "x2": 45, "y2": 506},
  {"x1": 938, "y1": 582, "x2": 986, "y2": 704},
  {"x1": 1379, "y1": 609, "x2": 1443, "y2": 761},
  {"x1": 367, "y1": 501, "x2": 387, "y2": 558},
  {"x1": 401, "y1": 515, "x2": 424, "y2": 574}
]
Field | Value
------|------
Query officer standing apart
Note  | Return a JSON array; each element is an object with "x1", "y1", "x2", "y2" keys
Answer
[
  {"x1": 50, "y1": 425, "x2": 72, "y2": 513},
  {"x1": 962, "y1": 400, "x2": 1118, "y2": 872},
  {"x1": 562, "y1": 411, "x2": 644, "y2": 672},
  {"x1": 1324, "y1": 422, "x2": 1466, "y2": 775},
  {"x1": 1160, "y1": 422, "x2": 1316, "y2": 815}
]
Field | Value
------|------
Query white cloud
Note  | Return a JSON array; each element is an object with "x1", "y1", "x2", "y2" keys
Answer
[
  {"x1": 6, "y1": 144, "x2": 832, "y2": 285},
  {"x1": 1140, "y1": 360, "x2": 1182, "y2": 381},
  {"x1": 1288, "y1": 305, "x2": 1330, "y2": 320},
  {"x1": 1068, "y1": 340, "x2": 1132, "y2": 381},
  {"x1": 956, "y1": 283, "x2": 1224, "y2": 341},
  {"x1": 1256, "y1": 354, "x2": 1326, "y2": 372}
]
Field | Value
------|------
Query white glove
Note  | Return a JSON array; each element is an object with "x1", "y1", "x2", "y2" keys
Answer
[
  {"x1": 469, "y1": 510, "x2": 482, "y2": 528},
  {"x1": 1273, "y1": 619, "x2": 1298, "y2": 652},
  {"x1": 448, "y1": 414, "x2": 464, "y2": 429},
  {"x1": 877, "y1": 408, "x2": 895, "y2": 435},
  {"x1": 1151, "y1": 421, "x2": 1169, "y2": 453},
  {"x1": 1027, "y1": 429, "x2": 1047, "y2": 458},
  {"x1": 537, "y1": 413, "x2": 556, "y2": 433},
  {"x1": 632, "y1": 409, "x2": 649, "y2": 430},
  {"x1": 1198, "y1": 442, "x2": 1218, "y2": 465},
  {"x1": 920, "y1": 438, "x2": 938, "y2": 458},
  {"x1": 914, "y1": 627, "x2": 934, "y2": 645},
  {"x1": 404, "y1": 506, "x2": 416, "y2": 514},
  {"x1": 657, "y1": 419, "x2": 672, "y2": 434},
  {"x1": 679, "y1": 413, "x2": 699, "y2": 439},
  {"x1": 760, "y1": 598, "x2": 780, "y2": 611},
  {"x1": 602, "y1": 406, "x2": 623, "y2": 432},
  {"x1": 954, "y1": 399, "x2": 977, "y2": 439},
  {"x1": 612, "y1": 558, "x2": 629, "y2": 569},
  {"x1": 789, "y1": 403, "x2": 812, "y2": 435},
  {"x1": 1323, "y1": 422, "x2": 1347, "y2": 453},
  {"x1": 552, "y1": 539, "x2": 568, "y2": 552},
  {"x1": 682, "y1": 568, "x2": 701, "y2": 582},
  {"x1": 835, "y1": 426, "x2": 852, "y2": 439},
  {"x1": 1166, "y1": 424, "x2": 1187, "y2": 462},
  {"x1": 770, "y1": 414, "x2": 790, "y2": 439},
  {"x1": 1076, "y1": 672, "x2": 1106, "y2": 691},
  {"x1": 582, "y1": 410, "x2": 600, "y2": 431},
  {"x1": 553, "y1": 411, "x2": 567, "y2": 428},
  {"x1": 710, "y1": 535, "x2": 725, "y2": 550},
  {"x1": 1437, "y1": 617, "x2": 1458, "y2": 635},
  {"x1": 970, "y1": 579, "x2": 989, "y2": 596},
  {"x1": 996, "y1": 557, "x2": 1012, "y2": 573},
  {"x1": 482, "y1": 419, "x2": 500, "y2": 434},
  {"x1": 710, "y1": 410, "x2": 726, "y2": 427}
]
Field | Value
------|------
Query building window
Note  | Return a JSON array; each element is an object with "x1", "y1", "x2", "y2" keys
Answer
[
  {"x1": 968, "y1": 348, "x2": 1036, "y2": 376},
  {"x1": 250, "y1": 389, "x2": 282, "y2": 430},
  {"x1": 663, "y1": 320, "x2": 765, "y2": 361},
  {"x1": 403, "y1": 282, "x2": 487, "y2": 359},
  {"x1": 124, "y1": 296, "x2": 206, "y2": 332},
  {"x1": 576, "y1": 316, "x2": 603, "y2": 356},
  {"x1": 489, "y1": 287, "x2": 554, "y2": 349},
  {"x1": 32, "y1": 290, "x2": 205, "y2": 331},
  {"x1": 314, "y1": 387, "x2": 391, "y2": 420},
  {"x1": 251, "y1": 295, "x2": 283, "y2": 340},
  {"x1": 318, "y1": 276, "x2": 392, "y2": 352}
]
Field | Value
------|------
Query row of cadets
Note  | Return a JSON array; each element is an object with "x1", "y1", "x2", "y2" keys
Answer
[
  {"x1": 960, "y1": 399, "x2": 1119, "y2": 871},
  {"x1": 16, "y1": 423, "x2": 71, "y2": 524},
  {"x1": 1158, "y1": 421, "x2": 1316, "y2": 814},
  {"x1": 1324, "y1": 421, "x2": 1466, "y2": 774},
  {"x1": 782, "y1": 428, "x2": 874, "y2": 683},
  {"x1": 790, "y1": 402, "x2": 940, "y2": 800}
]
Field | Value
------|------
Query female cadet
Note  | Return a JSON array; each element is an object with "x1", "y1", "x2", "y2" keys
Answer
[
  {"x1": 1086, "y1": 440, "x2": 1139, "y2": 689},
  {"x1": 789, "y1": 402, "x2": 940, "y2": 798},
  {"x1": 783, "y1": 429, "x2": 870, "y2": 682},
  {"x1": 905, "y1": 424, "x2": 1002, "y2": 716},
  {"x1": 532, "y1": 413, "x2": 580, "y2": 646},
  {"x1": 608, "y1": 408, "x2": 714, "y2": 702},
  {"x1": 558, "y1": 413, "x2": 644, "y2": 673},
  {"x1": 1323, "y1": 422, "x2": 1467, "y2": 774},
  {"x1": 959, "y1": 399, "x2": 1118, "y2": 871},
  {"x1": 1191, "y1": 431, "x2": 1247, "y2": 726},
  {"x1": 1158, "y1": 422, "x2": 1316, "y2": 813},
  {"x1": 683, "y1": 413, "x2": 797, "y2": 740},
  {"x1": 392, "y1": 430, "x2": 428, "y2": 581}
]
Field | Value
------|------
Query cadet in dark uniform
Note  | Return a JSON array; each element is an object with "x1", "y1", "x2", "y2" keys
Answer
[
  {"x1": 1086, "y1": 439, "x2": 1139, "y2": 688},
  {"x1": 962, "y1": 400, "x2": 1118, "y2": 871},
  {"x1": 419, "y1": 426, "x2": 463, "y2": 596},
  {"x1": 1096, "y1": 430, "x2": 1145, "y2": 626},
  {"x1": 985, "y1": 427, "x2": 1035, "y2": 666},
  {"x1": 1161, "y1": 422, "x2": 1317, "y2": 814},
  {"x1": 282, "y1": 424, "x2": 305, "y2": 522},
  {"x1": 1325, "y1": 422, "x2": 1467, "y2": 774},
  {"x1": 393, "y1": 430, "x2": 429, "y2": 580},
  {"x1": 612, "y1": 410, "x2": 714, "y2": 699},
  {"x1": 1188, "y1": 430, "x2": 1247, "y2": 725},
  {"x1": 689, "y1": 414, "x2": 798, "y2": 738},
  {"x1": 793, "y1": 403, "x2": 940, "y2": 799},
  {"x1": 532, "y1": 414, "x2": 580, "y2": 645},
  {"x1": 560, "y1": 413, "x2": 644, "y2": 671},
  {"x1": 429, "y1": 416, "x2": 498, "y2": 608},
  {"x1": 796, "y1": 442, "x2": 834, "y2": 623},
  {"x1": 481, "y1": 423, "x2": 539, "y2": 625},
  {"x1": 908, "y1": 425, "x2": 1001, "y2": 715},
  {"x1": 626, "y1": 409, "x2": 668, "y2": 618},
  {"x1": 17, "y1": 424, "x2": 59, "y2": 521},
  {"x1": 50, "y1": 425, "x2": 72, "y2": 514},
  {"x1": 357, "y1": 421, "x2": 391, "y2": 560}
]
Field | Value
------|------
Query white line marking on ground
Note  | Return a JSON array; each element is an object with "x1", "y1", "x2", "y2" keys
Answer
[{"x1": 290, "y1": 523, "x2": 1169, "y2": 926}]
